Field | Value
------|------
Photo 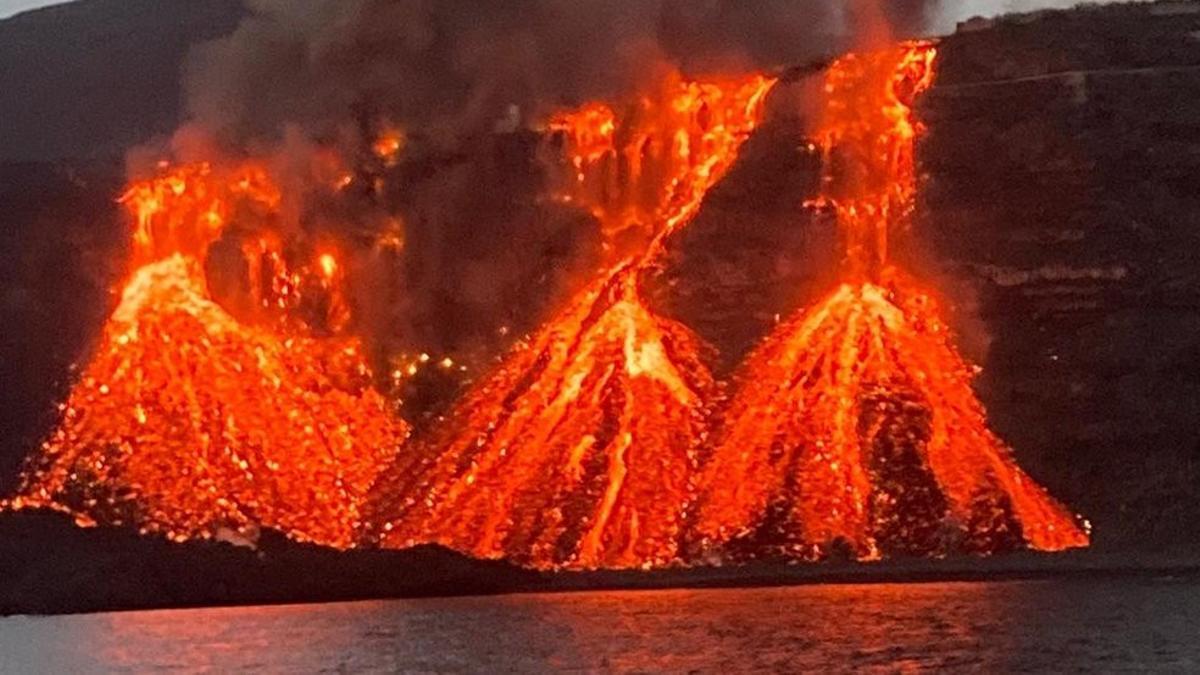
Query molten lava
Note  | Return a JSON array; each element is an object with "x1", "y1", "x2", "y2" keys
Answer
[
  {"x1": 6, "y1": 162, "x2": 406, "y2": 548},
  {"x1": 693, "y1": 44, "x2": 1089, "y2": 559},
  {"x1": 367, "y1": 73, "x2": 775, "y2": 569},
  {"x1": 545, "y1": 74, "x2": 776, "y2": 252}
]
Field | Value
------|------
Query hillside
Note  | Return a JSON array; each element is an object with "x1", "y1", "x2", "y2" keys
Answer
[{"x1": 0, "y1": 0, "x2": 243, "y2": 161}]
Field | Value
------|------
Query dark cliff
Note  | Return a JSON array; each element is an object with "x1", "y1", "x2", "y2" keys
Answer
[{"x1": 923, "y1": 1, "x2": 1200, "y2": 549}]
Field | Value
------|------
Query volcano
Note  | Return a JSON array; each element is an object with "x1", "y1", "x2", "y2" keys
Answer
[
  {"x1": 691, "y1": 44, "x2": 1089, "y2": 560},
  {"x1": 6, "y1": 162, "x2": 406, "y2": 548},
  {"x1": 365, "y1": 74, "x2": 775, "y2": 570}
]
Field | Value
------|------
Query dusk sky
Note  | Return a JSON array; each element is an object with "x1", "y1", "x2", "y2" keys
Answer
[{"x1": 0, "y1": 0, "x2": 68, "y2": 19}]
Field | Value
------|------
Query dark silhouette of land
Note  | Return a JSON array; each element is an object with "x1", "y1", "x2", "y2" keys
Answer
[
  {"x1": 0, "y1": 511, "x2": 542, "y2": 616},
  {"x1": 4, "y1": 510, "x2": 1199, "y2": 617}
]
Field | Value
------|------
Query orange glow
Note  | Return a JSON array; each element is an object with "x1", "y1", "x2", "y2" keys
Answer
[
  {"x1": 546, "y1": 73, "x2": 777, "y2": 252},
  {"x1": 5, "y1": 163, "x2": 407, "y2": 548},
  {"x1": 318, "y1": 253, "x2": 338, "y2": 279},
  {"x1": 375, "y1": 218, "x2": 406, "y2": 252},
  {"x1": 368, "y1": 73, "x2": 776, "y2": 570},
  {"x1": 693, "y1": 44, "x2": 1089, "y2": 559},
  {"x1": 372, "y1": 124, "x2": 406, "y2": 165},
  {"x1": 804, "y1": 45, "x2": 936, "y2": 280}
]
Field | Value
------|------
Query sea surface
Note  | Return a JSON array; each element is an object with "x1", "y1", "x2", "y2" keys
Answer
[{"x1": 2, "y1": 577, "x2": 1198, "y2": 673}]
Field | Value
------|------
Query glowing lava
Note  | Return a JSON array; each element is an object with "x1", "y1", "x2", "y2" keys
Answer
[
  {"x1": 692, "y1": 44, "x2": 1089, "y2": 560},
  {"x1": 366, "y1": 73, "x2": 775, "y2": 569},
  {"x1": 6, "y1": 162, "x2": 406, "y2": 548}
]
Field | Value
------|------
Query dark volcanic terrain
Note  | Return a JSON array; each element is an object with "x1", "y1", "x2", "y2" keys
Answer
[{"x1": 0, "y1": 510, "x2": 541, "y2": 616}]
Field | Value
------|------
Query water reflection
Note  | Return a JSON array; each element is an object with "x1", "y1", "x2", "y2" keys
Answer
[{"x1": 1, "y1": 579, "x2": 1199, "y2": 672}]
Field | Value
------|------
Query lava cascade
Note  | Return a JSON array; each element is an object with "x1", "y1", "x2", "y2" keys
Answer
[
  {"x1": 366, "y1": 74, "x2": 775, "y2": 570},
  {"x1": 692, "y1": 44, "x2": 1089, "y2": 560},
  {"x1": 6, "y1": 162, "x2": 406, "y2": 548}
]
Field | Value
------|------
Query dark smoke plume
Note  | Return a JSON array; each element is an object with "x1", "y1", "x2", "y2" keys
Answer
[
  {"x1": 171, "y1": 0, "x2": 942, "y2": 418},
  {"x1": 184, "y1": 0, "x2": 945, "y2": 146}
]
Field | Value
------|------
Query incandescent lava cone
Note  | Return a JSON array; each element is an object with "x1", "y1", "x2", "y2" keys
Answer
[
  {"x1": 366, "y1": 74, "x2": 775, "y2": 569},
  {"x1": 6, "y1": 162, "x2": 406, "y2": 548},
  {"x1": 692, "y1": 44, "x2": 1089, "y2": 560}
]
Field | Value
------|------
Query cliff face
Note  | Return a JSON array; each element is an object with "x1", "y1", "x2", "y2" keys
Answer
[{"x1": 921, "y1": 1, "x2": 1200, "y2": 548}]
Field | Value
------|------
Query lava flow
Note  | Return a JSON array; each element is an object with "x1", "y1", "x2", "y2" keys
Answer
[
  {"x1": 692, "y1": 44, "x2": 1089, "y2": 560},
  {"x1": 5, "y1": 162, "x2": 406, "y2": 548},
  {"x1": 366, "y1": 73, "x2": 775, "y2": 570}
]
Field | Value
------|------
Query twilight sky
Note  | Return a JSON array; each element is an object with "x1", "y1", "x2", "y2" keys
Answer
[{"x1": 0, "y1": 0, "x2": 68, "y2": 19}]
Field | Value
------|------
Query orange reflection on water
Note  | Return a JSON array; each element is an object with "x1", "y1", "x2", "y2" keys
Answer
[{"x1": 4, "y1": 580, "x2": 1195, "y2": 672}]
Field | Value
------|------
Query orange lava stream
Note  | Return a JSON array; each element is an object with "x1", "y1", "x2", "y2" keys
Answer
[
  {"x1": 694, "y1": 44, "x2": 1089, "y2": 559},
  {"x1": 6, "y1": 163, "x2": 406, "y2": 548},
  {"x1": 547, "y1": 74, "x2": 776, "y2": 254},
  {"x1": 367, "y1": 74, "x2": 775, "y2": 570}
]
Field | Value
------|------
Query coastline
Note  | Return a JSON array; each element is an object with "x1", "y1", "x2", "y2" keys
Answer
[{"x1": 4, "y1": 510, "x2": 1196, "y2": 617}]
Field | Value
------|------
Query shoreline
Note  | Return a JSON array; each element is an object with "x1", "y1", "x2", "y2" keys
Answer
[
  {"x1": 3, "y1": 511, "x2": 1197, "y2": 617},
  {"x1": 537, "y1": 553, "x2": 1200, "y2": 596}
]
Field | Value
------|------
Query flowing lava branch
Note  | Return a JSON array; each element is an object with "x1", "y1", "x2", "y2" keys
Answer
[
  {"x1": 366, "y1": 74, "x2": 776, "y2": 570},
  {"x1": 692, "y1": 44, "x2": 1090, "y2": 560},
  {"x1": 5, "y1": 161, "x2": 407, "y2": 548}
]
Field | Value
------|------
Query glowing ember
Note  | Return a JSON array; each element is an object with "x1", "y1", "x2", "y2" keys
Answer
[
  {"x1": 367, "y1": 73, "x2": 776, "y2": 569},
  {"x1": 5, "y1": 163, "x2": 406, "y2": 548},
  {"x1": 319, "y1": 253, "x2": 338, "y2": 279},
  {"x1": 372, "y1": 124, "x2": 406, "y2": 166},
  {"x1": 692, "y1": 44, "x2": 1089, "y2": 560}
]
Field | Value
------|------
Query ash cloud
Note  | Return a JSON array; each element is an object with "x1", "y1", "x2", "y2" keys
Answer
[
  {"x1": 183, "y1": 0, "x2": 947, "y2": 147},
  {"x1": 187, "y1": 0, "x2": 662, "y2": 146},
  {"x1": 174, "y1": 0, "x2": 945, "y2": 410}
]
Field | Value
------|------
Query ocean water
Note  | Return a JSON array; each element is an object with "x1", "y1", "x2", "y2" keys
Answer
[{"x1": 2, "y1": 578, "x2": 1198, "y2": 673}]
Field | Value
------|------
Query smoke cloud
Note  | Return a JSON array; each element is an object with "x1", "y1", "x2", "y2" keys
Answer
[
  {"x1": 190, "y1": 1, "x2": 1158, "y2": 166},
  {"x1": 173, "y1": 0, "x2": 1106, "y2": 409},
  {"x1": 183, "y1": 0, "x2": 880, "y2": 146},
  {"x1": 173, "y1": 0, "x2": 946, "y2": 378}
]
